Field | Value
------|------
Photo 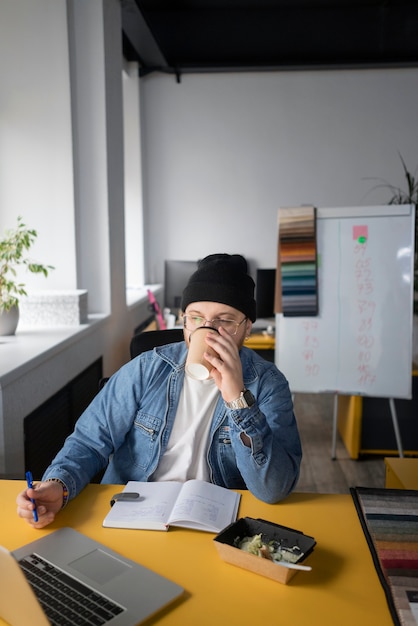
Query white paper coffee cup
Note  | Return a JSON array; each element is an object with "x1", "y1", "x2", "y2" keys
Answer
[{"x1": 185, "y1": 327, "x2": 219, "y2": 380}]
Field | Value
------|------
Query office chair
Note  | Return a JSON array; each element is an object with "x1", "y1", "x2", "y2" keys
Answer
[
  {"x1": 98, "y1": 328, "x2": 184, "y2": 391},
  {"x1": 130, "y1": 328, "x2": 184, "y2": 359}
]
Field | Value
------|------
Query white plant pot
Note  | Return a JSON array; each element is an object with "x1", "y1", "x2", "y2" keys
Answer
[{"x1": 0, "y1": 306, "x2": 19, "y2": 336}]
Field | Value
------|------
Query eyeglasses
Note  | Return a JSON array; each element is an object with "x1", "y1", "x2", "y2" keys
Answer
[{"x1": 182, "y1": 315, "x2": 247, "y2": 336}]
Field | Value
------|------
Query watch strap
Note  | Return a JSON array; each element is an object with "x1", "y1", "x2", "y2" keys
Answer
[
  {"x1": 45, "y1": 477, "x2": 69, "y2": 508},
  {"x1": 225, "y1": 389, "x2": 255, "y2": 410}
]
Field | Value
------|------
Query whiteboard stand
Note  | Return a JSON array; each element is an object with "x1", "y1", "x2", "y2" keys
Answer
[
  {"x1": 331, "y1": 394, "x2": 338, "y2": 460},
  {"x1": 389, "y1": 398, "x2": 404, "y2": 458},
  {"x1": 331, "y1": 395, "x2": 404, "y2": 459}
]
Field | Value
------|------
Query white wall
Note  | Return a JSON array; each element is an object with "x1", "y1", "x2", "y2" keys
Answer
[
  {"x1": 140, "y1": 68, "x2": 418, "y2": 282},
  {"x1": 0, "y1": 0, "x2": 76, "y2": 290}
]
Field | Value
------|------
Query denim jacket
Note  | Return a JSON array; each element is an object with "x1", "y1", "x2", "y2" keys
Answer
[{"x1": 43, "y1": 341, "x2": 302, "y2": 504}]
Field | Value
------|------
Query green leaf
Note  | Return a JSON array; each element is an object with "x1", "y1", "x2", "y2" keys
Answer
[{"x1": 0, "y1": 217, "x2": 54, "y2": 311}]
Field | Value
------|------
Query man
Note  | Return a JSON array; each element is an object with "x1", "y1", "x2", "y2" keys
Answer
[{"x1": 17, "y1": 254, "x2": 302, "y2": 528}]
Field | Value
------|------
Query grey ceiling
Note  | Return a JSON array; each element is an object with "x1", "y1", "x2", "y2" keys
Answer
[{"x1": 121, "y1": 0, "x2": 418, "y2": 79}]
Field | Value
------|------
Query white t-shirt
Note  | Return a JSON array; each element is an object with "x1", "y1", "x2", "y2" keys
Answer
[{"x1": 152, "y1": 373, "x2": 219, "y2": 482}]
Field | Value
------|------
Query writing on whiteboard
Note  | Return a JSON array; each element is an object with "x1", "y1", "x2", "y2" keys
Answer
[
  {"x1": 302, "y1": 319, "x2": 320, "y2": 377},
  {"x1": 353, "y1": 226, "x2": 376, "y2": 388}
]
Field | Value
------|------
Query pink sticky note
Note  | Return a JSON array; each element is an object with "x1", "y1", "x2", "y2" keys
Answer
[{"x1": 353, "y1": 225, "x2": 368, "y2": 242}]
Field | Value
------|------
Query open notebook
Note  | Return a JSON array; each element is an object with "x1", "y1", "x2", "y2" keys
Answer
[
  {"x1": 0, "y1": 527, "x2": 183, "y2": 626},
  {"x1": 103, "y1": 479, "x2": 241, "y2": 532}
]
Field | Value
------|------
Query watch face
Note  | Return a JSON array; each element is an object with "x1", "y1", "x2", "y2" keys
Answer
[
  {"x1": 243, "y1": 389, "x2": 255, "y2": 407},
  {"x1": 225, "y1": 389, "x2": 255, "y2": 409}
]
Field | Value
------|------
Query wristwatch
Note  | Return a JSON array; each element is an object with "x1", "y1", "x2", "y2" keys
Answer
[{"x1": 225, "y1": 389, "x2": 255, "y2": 410}]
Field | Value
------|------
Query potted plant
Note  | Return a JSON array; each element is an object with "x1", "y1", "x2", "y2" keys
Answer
[{"x1": 0, "y1": 216, "x2": 54, "y2": 335}]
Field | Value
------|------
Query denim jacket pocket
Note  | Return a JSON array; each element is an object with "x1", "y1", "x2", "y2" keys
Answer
[
  {"x1": 215, "y1": 425, "x2": 246, "y2": 489},
  {"x1": 128, "y1": 411, "x2": 163, "y2": 470}
]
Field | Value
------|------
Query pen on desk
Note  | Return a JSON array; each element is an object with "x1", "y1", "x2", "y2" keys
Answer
[{"x1": 25, "y1": 471, "x2": 39, "y2": 522}]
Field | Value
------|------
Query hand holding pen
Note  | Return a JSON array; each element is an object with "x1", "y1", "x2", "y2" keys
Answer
[
  {"x1": 25, "y1": 471, "x2": 39, "y2": 522},
  {"x1": 17, "y1": 478, "x2": 64, "y2": 528}
]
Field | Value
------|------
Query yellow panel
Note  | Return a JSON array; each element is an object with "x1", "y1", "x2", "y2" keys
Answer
[
  {"x1": 337, "y1": 395, "x2": 363, "y2": 459},
  {"x1": 384, "y1": 457, "x2": 418, "y2": 489},
  {"x1": 244, "y1": 333, "x2": 275, "y2": 350},
  {"x1": 338, "y1": 372, "x2": 418, "y2": 459}
]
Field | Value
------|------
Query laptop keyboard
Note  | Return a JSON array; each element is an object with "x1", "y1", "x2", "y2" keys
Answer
[{"x1": 19, "y1": 553, "x2": 125, "y2": 625}]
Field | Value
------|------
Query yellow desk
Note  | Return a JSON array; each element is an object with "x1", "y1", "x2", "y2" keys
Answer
[
  {"x1": 244, "y1": 333, "x2": 275, "y2": 363},
  {"x1": 384, "y1": 457, "x2": 418, "y2": 489},
  {"x1": 0, "y1": 481, "x2": 392, "y2": 626},
  {"x1": 244, "y1": 333, "x2": 275, "y2": 351}
]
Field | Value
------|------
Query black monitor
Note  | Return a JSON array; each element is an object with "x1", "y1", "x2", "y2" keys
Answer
[
  {"x1": 256, "y1": 268, "x2": 276, "y2": 319},
  {"x1": 164, "y1": 260, "x2": 198, "y2": 311}
]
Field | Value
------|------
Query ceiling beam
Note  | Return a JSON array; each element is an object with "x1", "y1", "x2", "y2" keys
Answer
[{"x1": 121, "y1": 0, "x2": 168, "y2": 69}]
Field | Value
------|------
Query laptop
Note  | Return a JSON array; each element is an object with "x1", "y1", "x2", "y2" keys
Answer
[{"x1": 0, "y1": 527, "x2": 184, "y2": 626}]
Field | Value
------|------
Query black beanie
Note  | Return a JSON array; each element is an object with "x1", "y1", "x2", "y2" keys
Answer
[{"x1": 181, "y1": 254, "x2": 256, "y2": 322}]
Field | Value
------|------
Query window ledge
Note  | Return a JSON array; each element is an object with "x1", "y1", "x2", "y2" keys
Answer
[
  {"x1": 126, "y1": 284, "x2": 162, "y2": 308},
  {"x1": 0, "y1": 314, "x2": 108, "y2": 387}
]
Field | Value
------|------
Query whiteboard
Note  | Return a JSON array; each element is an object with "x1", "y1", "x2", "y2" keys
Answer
[{"x1": 276, "y1": 205, "x2": 415, "y2": 399}]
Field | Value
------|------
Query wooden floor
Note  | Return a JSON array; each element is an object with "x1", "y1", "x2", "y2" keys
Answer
[{"x1": 293, "y1": 393, "x2": 387, "y2": 494}]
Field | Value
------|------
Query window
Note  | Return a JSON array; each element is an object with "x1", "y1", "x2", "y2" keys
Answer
[{"x1": 123, "y1": 61, "x2": 145, "y2": 298}]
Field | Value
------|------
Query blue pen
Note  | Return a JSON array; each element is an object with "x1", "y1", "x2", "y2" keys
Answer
[{"x1": 25, "y1": 471, "x2": 38, "y2": 522}]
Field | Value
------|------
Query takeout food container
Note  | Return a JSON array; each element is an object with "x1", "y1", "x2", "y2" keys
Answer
[{"x1": 214, "y1": 517, "x2": 316, "y2": 584}]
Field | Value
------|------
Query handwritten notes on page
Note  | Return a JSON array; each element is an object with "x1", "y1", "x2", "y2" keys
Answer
[{"x1": 103, "y1": 479, "x2": 241, "y2": 533}]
